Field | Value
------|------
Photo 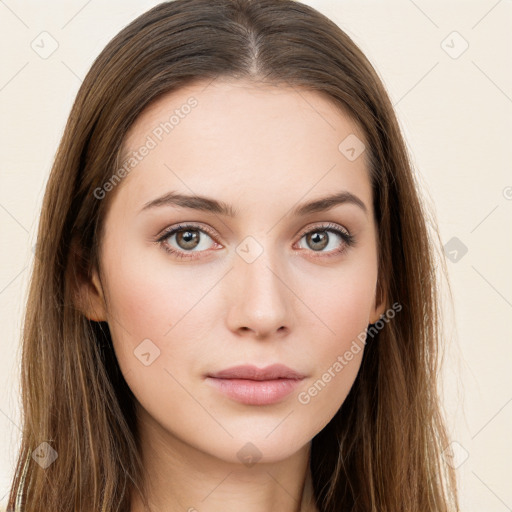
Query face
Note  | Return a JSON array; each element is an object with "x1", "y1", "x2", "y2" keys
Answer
[{"x1": 82, "y1": 78, "x2": 385, "y2": 464}]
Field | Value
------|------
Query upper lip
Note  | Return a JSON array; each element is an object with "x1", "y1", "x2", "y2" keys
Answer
[{"x1": 207, "y1": 364, "x2": 305, "y2": 381}]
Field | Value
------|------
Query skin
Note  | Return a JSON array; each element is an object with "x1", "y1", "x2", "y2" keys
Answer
[{"x1": 79, "y1": 78, "x2": 386, "y2": 512}]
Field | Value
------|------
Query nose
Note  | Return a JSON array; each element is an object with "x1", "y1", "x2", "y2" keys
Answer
[{"x1": 224, "y1": 246, "x2": 292, "y2": 339}]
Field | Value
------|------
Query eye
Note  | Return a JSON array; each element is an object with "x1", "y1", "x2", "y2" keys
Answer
[
  {"x1": 156, "y1": 223, "x2": 219, "y2": 260},
  {"x1": 295, "y1": 222, "x2": 356, "y2": 258},
  {"x1": 155, "y1": 221, "x2": 356, "y2": 260}
]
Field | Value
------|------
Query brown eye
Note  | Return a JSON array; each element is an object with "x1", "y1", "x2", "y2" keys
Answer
[
  {"x1": 174, "y1": 229, "x2": 201, "y2": 250},
  {"x1": 304, "y1": 231, "x2": 329, "y2": 251},
  {"x1": 157, "y1": 223, "x2": 219, "y2": 259},
  {"x1": 296, "y1": 223, "x2": 356, "y2": 258}
]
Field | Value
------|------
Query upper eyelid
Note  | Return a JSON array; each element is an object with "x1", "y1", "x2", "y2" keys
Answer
[
  {"x1": 160, "y1": 221, "x2": 351, "y2": 238},
  {"x1": 296, "y1": 222, "x2": 350, "y2": 237},
  {"x1": 158, "y1": 221, "x2": 351, "y2": 248},
  {"x1": 159, "y1": 222, "x2": 216, "y2": 240}
]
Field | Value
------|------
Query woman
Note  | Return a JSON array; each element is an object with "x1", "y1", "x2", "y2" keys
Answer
[{"x1": 6, "y1": 0, "x2": 459, "y2": 510}]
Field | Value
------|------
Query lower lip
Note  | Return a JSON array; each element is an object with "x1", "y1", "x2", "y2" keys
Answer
[{"x1": 205, "y1": 377, "x2": 303, "y2": 405}]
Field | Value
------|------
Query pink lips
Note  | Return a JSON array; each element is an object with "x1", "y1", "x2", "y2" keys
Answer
[{"x1": 205, "y1": 364, "x2": 305, "y2": 406}]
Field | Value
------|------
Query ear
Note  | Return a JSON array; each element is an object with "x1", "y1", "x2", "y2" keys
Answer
[
  {"x1": 77, "y1": 267, "x2": 108, "y2": 322},
  {"x1": 369, "y1": 277, "x2": 387, "y2": 324},
  {"x1": 71, "y1": 241, "x2": 108, "y2": 322}
]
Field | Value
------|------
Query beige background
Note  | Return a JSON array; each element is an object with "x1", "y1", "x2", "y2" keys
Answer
[{"x1": 1, "y1": 0, "x2": 511, "y2": 510}]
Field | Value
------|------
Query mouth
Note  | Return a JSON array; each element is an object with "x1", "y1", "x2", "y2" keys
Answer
[
  {"x1": 206, "y1": 363, "x2": 306, "y2": 381},
  {"x1": 205, "y1": 364, "x2": 306, "y2": 405},
  {"x1": 205, "y1": 376, "x2": 304, "y2": 405}
]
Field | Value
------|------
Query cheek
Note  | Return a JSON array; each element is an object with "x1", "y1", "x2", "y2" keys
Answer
[
  {"x1": 99, "y1": 238, "x2": 228, "y2": 388},
  {"x1": 99, "y1": 249, "x2": 217, "y2": 426},
  {"x1": 297, "y1": 255, "x2": 377, "y2": 344},
  {"x1": 291, "y1": 263, "x2": 377, "y2": 427},
  {"x1": 321, "y1": 279, "x2": 374, "y2": 335}
]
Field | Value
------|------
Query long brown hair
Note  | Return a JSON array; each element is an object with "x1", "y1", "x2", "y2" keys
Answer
[{"x1": 7, "y1": 0, "x2": 459, "y2": 510}]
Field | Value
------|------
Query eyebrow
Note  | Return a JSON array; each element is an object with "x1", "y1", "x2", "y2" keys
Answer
[{"x1": 139, "y1": 190, "x2": 368, "y2": 217}]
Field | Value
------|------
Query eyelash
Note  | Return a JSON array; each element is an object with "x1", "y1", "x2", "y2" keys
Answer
[{"x1": 155, "y1": 222, "x2": 356, "y2": 260}]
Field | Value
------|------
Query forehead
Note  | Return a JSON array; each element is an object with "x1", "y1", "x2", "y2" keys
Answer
[
  {"x1": 112, "y1": 78, "x2": 372, "y2": 218},
  {"x1": 122, "y1": 77, "x2": 365, "y2": 154}
]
